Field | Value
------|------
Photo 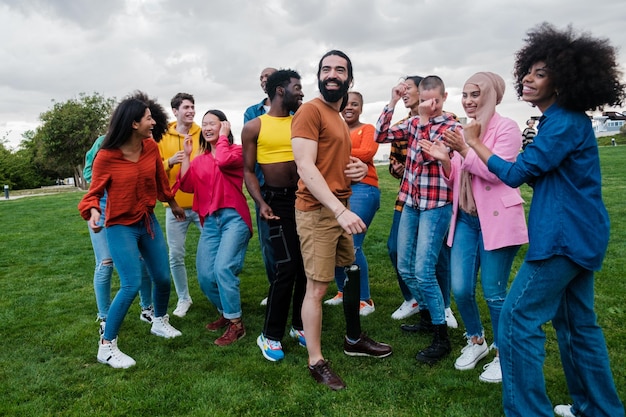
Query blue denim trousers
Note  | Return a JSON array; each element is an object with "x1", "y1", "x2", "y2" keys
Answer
[
  {"x1": 103, "y1": 214, "x2": 171, "y2": 341},
  {"x1": 196, "y1": 208, "x2": 250, "y2": 320},
  {"x1": 334, "y1": 183, "x2": 380, "y2": 300},
  {"x1": 500, "y1": 255, "x2": 624, "y2": 417},
  {"x1": 89, "y1": 196, "x2": 152, "y2": 320},
  {"x1": 387, "y1": 209, "x2": 413, "y2": 302},
  {"x1": 451, "y1": 211, "x2": 519, "y2": 347},
  {"x1": 165, "y1": 207, "x2": 202, "y2": 302},
  {"x1": 397, "y1": 204, "x2": 452, "y2": 325}
]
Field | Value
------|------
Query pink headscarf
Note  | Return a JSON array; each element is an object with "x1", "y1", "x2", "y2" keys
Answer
[{"x1": 464, "y1": 72, "x2": 505, "y2": 140}]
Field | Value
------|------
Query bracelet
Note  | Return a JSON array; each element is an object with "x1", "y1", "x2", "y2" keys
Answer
[{"x1": 335, "y1": 208, "x2": 347, "y2": 219}]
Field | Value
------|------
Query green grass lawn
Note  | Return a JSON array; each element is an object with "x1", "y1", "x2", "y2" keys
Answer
[{"x1": 0, "y1": 147, "x2": 624, "y2": 416}]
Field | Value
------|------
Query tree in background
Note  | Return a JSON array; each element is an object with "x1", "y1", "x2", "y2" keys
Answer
[
  {"x1": 0, "y1": 131, "x2": 51, "y2": 190},
  {"x1": 29, "y1": 92, "x2": 115, "y2": 189}
]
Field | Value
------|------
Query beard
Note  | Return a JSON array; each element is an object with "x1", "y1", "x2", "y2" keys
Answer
[
  {"x1": 284, "y1": 90, "x2": 301, "y2": 114},
  {"x1": 318, "y1": 78, "x2": 350, "y2": 104}
]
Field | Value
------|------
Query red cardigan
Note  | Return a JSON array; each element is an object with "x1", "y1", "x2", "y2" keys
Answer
[{"x1": 78, "y1": 138, "x2": 174, "y2": 226}]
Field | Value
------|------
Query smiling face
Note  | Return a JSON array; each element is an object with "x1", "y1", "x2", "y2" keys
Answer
[
  {"x1": 283, "y1": 77, "x2": 304, "y2": 113},
  {"x1": 522, "y1": 61, "x2": 557, "y2": 112},
  {"x1": 201, "y1": 112, "x2": 221, "y2": 145},
  {"x1": 173, "y1": 99, "x2": 195, "y2": 126},
  {"x1": 133, "y1": 108, "x2": 155, "y2": 138},
  {"x1": 260, "y1": 67, "x2": 277, "y2": 94},
  {"x1": 402, "y1": 78, "x2": 420, "y2": 111},
  {"x1": 318, "y1": 54, "x2": 351, "y2": 104},
  {"x1": 462, "y1": 83, "x2": 481, "y2": 119},
  {"x1": 341, "y1": 92, "x2": 362, "y2": 125}
]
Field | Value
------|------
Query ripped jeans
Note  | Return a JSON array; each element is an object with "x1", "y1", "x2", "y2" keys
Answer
[{"x1": 89, "y1": 195, "x2": 151, "y2": 320}]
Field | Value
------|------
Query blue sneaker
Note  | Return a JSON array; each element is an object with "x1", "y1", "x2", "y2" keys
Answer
[
  {"x1": 289, "y1": 327, "x2": 306, "y2": 347},
  {"x1": 257, "y1": 334, "x2": 285, "y2": 362}
]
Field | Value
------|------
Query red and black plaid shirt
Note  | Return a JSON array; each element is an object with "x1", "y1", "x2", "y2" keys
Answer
[{"x1": 376, "y1": 105, "x2": 459, "y2": 210}]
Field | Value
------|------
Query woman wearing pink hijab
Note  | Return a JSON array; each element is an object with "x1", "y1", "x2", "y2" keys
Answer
[{"x1": 419, "y1": 72, "x2": 528, "y2": 383}]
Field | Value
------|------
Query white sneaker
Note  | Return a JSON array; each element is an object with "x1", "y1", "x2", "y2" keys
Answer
[
  {"x1": 554, "y1": 405, "x2": 575, "y2": 417},
  {"x1": 151, "y1": 315, "x2": 182, "y2": 338},
  {"x1": 454, "y1": 339, "x2": 489, "y2": 370},
  {"x1": 479, "y1": 357, "x2": 502, "y2": 383},
  {"x1": 140, "y1": 306, "x2": 154, "y2": 323},
  {"x1": 391, "y1": 299, "x2": 419, "y2": 320},
  {"x1": 445, "y1": 307, "x2": 458, "y2": 328},
  {"x1": 359, "y1": 299, "x2": 375, "y2": 316},
  {"x1": 324, "y1": 292, "x2": 343, "y2": 306},
  {"x1": 173, "y1": 299, "x2": 192, "y2": 317},
  {"x1": 97, "y1": 338, "x2": 136, "y2": 369},
  {"x1": 260, "y1": 297, "x2": 268, "y2": 306}
]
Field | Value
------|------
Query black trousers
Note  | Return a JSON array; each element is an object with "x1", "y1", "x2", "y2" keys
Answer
[{"x1": 261, "y1": 186, "x2": 307, "y2": 341}]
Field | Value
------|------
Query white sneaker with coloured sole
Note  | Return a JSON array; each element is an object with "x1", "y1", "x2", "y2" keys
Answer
[{"x1": 391, "y1": 299, "x2": 419, "y2": 320}]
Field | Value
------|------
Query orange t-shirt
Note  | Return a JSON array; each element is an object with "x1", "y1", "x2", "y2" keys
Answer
[{"x1": 291, "y1": 98, "x2": 352, "y2": 211}]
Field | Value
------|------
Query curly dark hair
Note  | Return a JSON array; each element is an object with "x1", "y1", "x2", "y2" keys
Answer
[{"x1": 513, "y1": 22, "x2": 625, "y2": 112}]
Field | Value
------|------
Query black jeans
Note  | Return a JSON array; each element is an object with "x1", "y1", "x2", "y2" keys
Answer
[{"x1": 261, "y1": 186, "x2": 307, "y2": 341}]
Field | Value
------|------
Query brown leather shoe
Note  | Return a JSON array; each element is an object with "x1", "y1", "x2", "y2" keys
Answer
[
  {"x1": 344, "y1": 333, "x2": 393, "y2": 358},
  {"x1": 308, "y1": 359, "x2": 346, "y2": 391},
  {"x1": 214, "y1": 320, "x2": 245, "y2": 346},
  {"x1": 206, "y1": 315, "x2": 230, "y2": 331}
]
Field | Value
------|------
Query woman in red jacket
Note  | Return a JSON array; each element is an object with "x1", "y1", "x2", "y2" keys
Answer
[{"x1": 79, "y1": 92, "x2": 185, "y2": 369}]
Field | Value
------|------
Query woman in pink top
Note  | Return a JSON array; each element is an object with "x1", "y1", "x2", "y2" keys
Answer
[
  {"x1": 178, "y1": 109, "x2": 252, "y2": 347},
  {"x1": 420, "y1": 72, "x2": 528, "y2": 383}
]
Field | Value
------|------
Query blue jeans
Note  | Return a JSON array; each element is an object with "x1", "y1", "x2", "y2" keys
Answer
[
  {"x1": 397, "y1": 204, "x2": 452, "y2": 325},
  {"x1": 89, "y1": 196, "x2": 151, "y2": 320},
  {"x1": 388, "y1": 209, "x2": 413, "y2": 302},
  {"x1": 103, "y1": 214, "x2": 171, "y2": 341},
  {"x1": 165, "y1": 207, "x2": 202, "y2": 302},
  {"x1": 196, "y1": 208, "x2": 250, "y2": 319},
  {"x1": 500, "y1": 256, "x2": 624, "y2": 417},
  {"x1": 334, "y1": 183, "x2": 380, "y2": 300},
  {"x1": 451, "y1": 211, "x2": 519, "y2": 347}
]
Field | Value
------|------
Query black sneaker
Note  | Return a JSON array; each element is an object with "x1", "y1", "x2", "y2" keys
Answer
[
  {"x1": 344, "y1": 333, "x2": 393, "y2": 358},
  {"x1": 308, "y1": 360, "x2": 346, "y2": 391}
]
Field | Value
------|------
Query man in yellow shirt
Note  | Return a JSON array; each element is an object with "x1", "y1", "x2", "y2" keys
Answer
[{"x1": 157, "y1": 92, "x2": 202, "y2": 317}]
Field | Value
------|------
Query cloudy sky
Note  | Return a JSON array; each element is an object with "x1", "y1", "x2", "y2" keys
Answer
[{"x1": 1, "y1": 0, "x2": 625, "y2": 156}]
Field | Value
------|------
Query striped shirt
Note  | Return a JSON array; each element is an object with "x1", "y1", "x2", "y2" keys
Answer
[{"x1": 375, "y1": 105, "x2": 460, "y2": 210}]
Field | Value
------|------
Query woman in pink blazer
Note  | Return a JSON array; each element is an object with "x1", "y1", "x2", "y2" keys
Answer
[{"x1": 419, "y1": 72, "x2": 528, "y2": 383}]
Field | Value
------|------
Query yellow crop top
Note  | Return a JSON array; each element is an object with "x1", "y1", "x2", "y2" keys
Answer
[{"x1": 257, "y1": 114, "x2": 294, "y2": 164}]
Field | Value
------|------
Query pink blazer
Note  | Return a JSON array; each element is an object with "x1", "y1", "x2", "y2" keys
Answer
[{"x1": 445, "y1": 113, "x2": 528, "y2": 251}]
